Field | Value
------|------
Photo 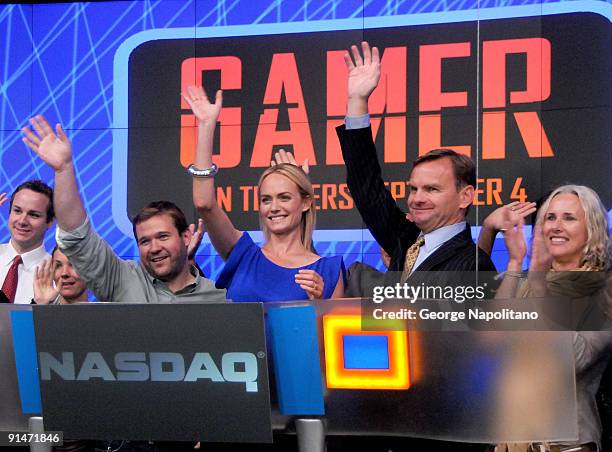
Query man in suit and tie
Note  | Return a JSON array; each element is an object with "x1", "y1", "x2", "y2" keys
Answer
[
  {"x1": 335, "y1": 40, "x2": 497, "y2": 452},
  {"x1": 336, "y1": 42, "x2": 496, "y2": 280},
  {"x1": 0, "y1": 181, "x2": 53, "y2": 303}
]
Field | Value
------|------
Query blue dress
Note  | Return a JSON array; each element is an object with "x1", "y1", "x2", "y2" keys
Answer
[{"x1": 216, "y1": 233, "x2": 345, "y2": 302}]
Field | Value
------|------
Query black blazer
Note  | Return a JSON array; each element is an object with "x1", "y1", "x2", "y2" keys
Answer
[
  {"x1": 0, "y1": 289, "x2": 9, "y2": 303},
  {"x1": 336, "y1": 124, "x2": 496, "y2": 275}
]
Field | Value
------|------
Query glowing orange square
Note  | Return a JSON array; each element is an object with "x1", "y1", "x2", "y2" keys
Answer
[{"x1": 323, "y1": 315, "x2": 410, "y2": 390}]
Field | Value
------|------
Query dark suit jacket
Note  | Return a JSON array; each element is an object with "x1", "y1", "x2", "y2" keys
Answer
[{"x1": 336, "y1": 124, "x2": 496, "y2": 276}]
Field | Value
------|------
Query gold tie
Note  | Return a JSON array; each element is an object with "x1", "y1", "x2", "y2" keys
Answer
[{"x1": 401, "y1": 236, "x2": 425, "y2": 282}]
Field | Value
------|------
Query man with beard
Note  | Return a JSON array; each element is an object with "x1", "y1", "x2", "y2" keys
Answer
[{"x1": 22, "y1": 115, "x2": 226, "y2": 304}]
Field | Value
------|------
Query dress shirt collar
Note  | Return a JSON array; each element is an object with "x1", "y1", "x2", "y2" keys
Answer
[
  {"x1": 421, "y1": 221, "x2": 466, "y2": 253},
  {"x1": 4, "y1": 240, "x2": 48, "y2": 270}
]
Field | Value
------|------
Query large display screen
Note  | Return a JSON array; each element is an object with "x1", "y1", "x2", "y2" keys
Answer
[{"x1": 0, "y1": 0, "x2": 610, "y2": 277}]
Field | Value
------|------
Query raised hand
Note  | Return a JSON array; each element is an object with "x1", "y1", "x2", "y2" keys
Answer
[
  {"x1": 22, "y1": 115, "x2": 72, "y2": 172},
  {"x1": 502, "y1": 216, "x2": 528, "y2": 271},
  {"x1": 190, "y1": 84, "x2": 242, "y2": 260},
  {"x1": 529, "y1": 224, "x2": 553, "y2": 272},
  {"x1": 345, "y1": 41, "x2": 381, "y2": 103},
  {"x1": 479, "y1": 201, "x2": 536, "y2": 255},
  {"x1": 0, "y1": 192, "x2": 7, "y2": 207},
  {"x1": 187, "y1": 218, "x2": 205, "y2": 261},
  {"x1": 295, "y1": 269, "x2": 324, "y2": 300},
  {"x1": 522, "y1": 224, "x2": 552, "y2": 297},
  {"x1": 484, "y1": 202, "x2": 537, "y2": 232},
  {"x1": 271, "y1": 149, "x2": 309, "y2": 174},
  {"x1": 33, "y1": 258, "x2": 59, "y2": 305},
  {"x1": 182, "y1": 86, "x2": 222, "y2": 126}
]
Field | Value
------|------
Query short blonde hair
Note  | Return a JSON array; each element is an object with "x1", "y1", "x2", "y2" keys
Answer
[
  {"x1": 257, "y1": 164, "x2": 316, "y2": 252},
  {"x1": 536, "y1": 185, "x2": 610, "y2": 271}
]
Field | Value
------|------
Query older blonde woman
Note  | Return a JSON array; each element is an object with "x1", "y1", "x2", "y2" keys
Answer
[{"x1": 495, "y1": 185, "x2": 612, "y2": 452}]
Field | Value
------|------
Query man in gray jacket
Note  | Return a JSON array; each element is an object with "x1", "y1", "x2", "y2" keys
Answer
[{"x1": 22, "y1": 115, "x2": 226, "y2": 304}]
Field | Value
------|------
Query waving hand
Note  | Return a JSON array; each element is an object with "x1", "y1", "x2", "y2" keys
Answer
[
  {"x1": 344, "y1": 41, "x2": 381, "y2": 116},
  {"x1": 22, "y1": 115, "x2": 72, "y2": 172},
  {"x1": 182, "y1": 86, "x2": 222, "y2": 126}
]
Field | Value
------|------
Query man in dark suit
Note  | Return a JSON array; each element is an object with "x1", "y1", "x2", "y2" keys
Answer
[
  {"x1": 336, "y1": 41, "x2": 495, "y2": 280},
  {"x1": 334, "y1": 40, "x2": 496, "y2": 452}
]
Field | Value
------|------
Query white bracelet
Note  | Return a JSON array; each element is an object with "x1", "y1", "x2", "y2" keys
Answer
[{"x1": 188, "y1": 163, "x2": 219, "y2": 178}]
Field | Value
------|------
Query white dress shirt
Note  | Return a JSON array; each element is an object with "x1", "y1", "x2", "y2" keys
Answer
[{"x1": 0, "y1": 241, "x2": 50, "y2": 304}]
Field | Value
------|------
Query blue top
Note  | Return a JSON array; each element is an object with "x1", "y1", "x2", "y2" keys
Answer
[{"x1": 216, "y1": 233, "x2": 345, "y2": 302}]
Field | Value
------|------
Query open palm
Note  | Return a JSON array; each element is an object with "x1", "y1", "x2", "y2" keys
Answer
[
  {"x1": 271, "y1": 149, "x2": 309, "y2": 174},
  {"x1": 22, "y1": 115, "x2": 72, "y2": 171},
  {"x1": 33, "y1": 259, "x2": 59, "y2": 305},
  {"x1": 182, "y1": 85, "x2": 222, "y2": 124},
  {"x1": 484, "y1": 202, "x2": 536, "y2": 232},
  {"x1": 529, "y1": 225, "x2": 553, "y2": 272},
  {"x1": 345, "y1": 42, "x2": 381, "y2": 99},
  {"x1": 503, "y1": 217, "x2": 528, "y2": 264}
]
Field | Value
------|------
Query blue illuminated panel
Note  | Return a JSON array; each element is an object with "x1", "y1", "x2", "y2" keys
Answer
[
  {"x1": 10, "y1": 310, "x2": 42, "y2": 414},
  {"x1": 267, "y1": 306, "x2": 324, "y2": 415},
  {"x1": 343, "y1": 335, "x2": 389, "y2": 370}
]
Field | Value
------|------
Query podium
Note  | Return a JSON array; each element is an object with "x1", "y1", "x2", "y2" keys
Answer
[
  {"x1": 1, "y1": 300, "x2": 579, "y2": 450},
  {"x1": 264, "y1": 299, "x2": 579, "y2": 444}
]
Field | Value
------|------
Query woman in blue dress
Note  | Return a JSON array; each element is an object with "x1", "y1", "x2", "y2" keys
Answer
[{"x1": 183, "y1": 86, "x2": 345, "y2": 302}]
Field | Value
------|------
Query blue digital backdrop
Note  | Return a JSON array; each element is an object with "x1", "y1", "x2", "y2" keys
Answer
[{"x1": 0, "y1": 0, "x2": 610, "y2": 281}]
